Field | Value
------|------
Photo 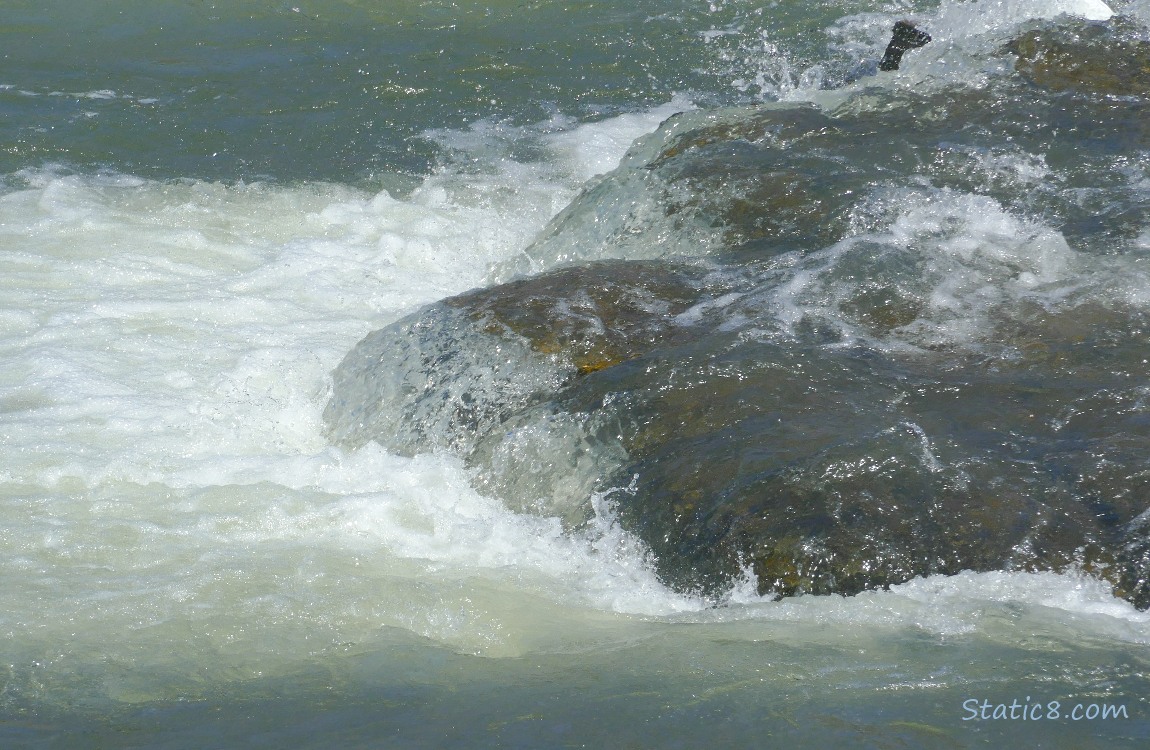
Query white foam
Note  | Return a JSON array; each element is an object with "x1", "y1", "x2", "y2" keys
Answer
[
  {"x1": 0, "y1": 103, "x2": 718, "y2": 682},
  {"x1": 770, "y1": 187, "x2": 1083, "y2": 350},
  {"x1": 711, "y1": 26, "x2": 820, "y2": 101},
  {"x1": 932, "y1": 0, "x2": 1113, "y2": 37},
  {"x1": 711, "y1": 569, "x2": 1150, "y2": 645},
  {"x1": 893, "y1": 0, "x2": 1113, "y2": 87},
  {"x1": 1, "y1": 98, "x2": 1146, "y2": 704},
  {"x1": 780, "y1": 0, "x2": 1116, "y2": 106},
  {"x1": 545, "y1": 95, "x2": 695, "y2": 183}
]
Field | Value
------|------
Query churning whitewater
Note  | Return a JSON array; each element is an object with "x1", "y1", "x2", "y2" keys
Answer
[{"x1": 3, "y1": 0, "x2": 1150, "y2": 747}]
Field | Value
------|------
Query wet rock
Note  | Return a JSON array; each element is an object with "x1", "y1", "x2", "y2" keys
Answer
[
  {"x1": 510, "y1": 75, "x2": 1148, "y2": 278},
  {"x1": 327, "y1": 256, "x2": 1150, "y2": 608},
  {"x1": 561, "y1": 328, "x2": 1137, "y2": 601},
  {"x1": 508, "y1": 104, "x2": 878, "y2": 274},
  {"x1": 323, "y1": 260, "x2": 725, "y2": 525},
  {"x1": 445, "y1": 260, "x2": 715, "y2": 375},
  {"x1": 1010, "y1": 19, "x2": 1150, "y2": 97},
  {"x1": 328, "y1": 70, "x2": 1150, "y2": 608}
]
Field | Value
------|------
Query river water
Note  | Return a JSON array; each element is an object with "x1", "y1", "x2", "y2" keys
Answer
[{"x1": 2, "y1": 0, "x2": 1150, "y2": 747}]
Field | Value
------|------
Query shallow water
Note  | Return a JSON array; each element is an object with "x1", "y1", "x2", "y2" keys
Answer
[{"x1": 3, "y1": 0, "x2": 1150, "y2": 747}]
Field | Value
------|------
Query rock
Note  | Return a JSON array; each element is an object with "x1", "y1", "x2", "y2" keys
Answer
[
  {"x1": 1010, "y1": 18, "x2": 1150, "y2": 97},
  {"x1": 327, "y1": 256, "x2": 1150, "y2": 607},
  {"x1": 445, "y1": 260, "x2": 714, "y2": 376},
  {"x1": 591, "y1": 339, "x2": 1137, "y2": 600},
  {"x1": 510, "y1": 66, "x2": 1149, "y2": 278},
  {"x1": 326, "y1": 55, "x2": 1150, "y2": 607}
]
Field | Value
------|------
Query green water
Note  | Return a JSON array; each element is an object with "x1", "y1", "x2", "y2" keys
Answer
[
  {"x1": 2, "y1": 0, "x2": 1149, "y2": 747},
  {"x1": 1, "y1": 0, "x2": 915, "y2": 182},
  {"x1": 10, "y1": 608, "x2": 1150, "y2": 748},
  {"x1": 1, "y1": 0, "x2": 712, "y2": 182}
]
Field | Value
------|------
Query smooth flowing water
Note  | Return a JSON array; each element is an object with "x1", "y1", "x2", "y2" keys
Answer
[{"x1": 2, "y1": 1, "x2": 1150, "y2": 747}]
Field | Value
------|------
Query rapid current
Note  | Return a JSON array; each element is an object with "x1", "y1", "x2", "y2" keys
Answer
[{"x1": 3, "y1": 0, "x2": 1150, "y2": 747}]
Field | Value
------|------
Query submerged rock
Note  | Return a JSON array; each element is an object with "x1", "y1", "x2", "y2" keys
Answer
[
  {"x1": 445, "y1": 261, "x2": 713, "y2": 376},
  {"x1": 327, "y1": 255, "x2": 1150, "y2": 608},
  {"x1": 506, "y1": 37, "x2": 1149, "y2": 278},
  {"x1": 327, "y1": 21, "x2": 1150, "y2": 607},
  {"x1": 1010, "y1": 18, "x2": 1150, "y2": 96}
]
